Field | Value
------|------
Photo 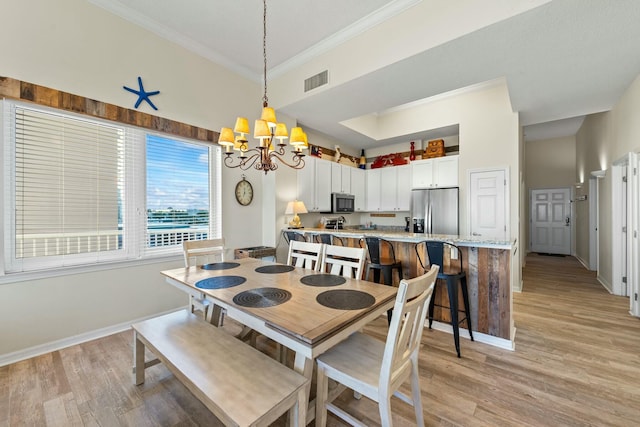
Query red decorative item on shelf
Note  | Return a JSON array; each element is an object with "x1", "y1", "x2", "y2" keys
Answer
[
  {"x1": 410, "y1": 141, "x2": 416, "y2": 161},
  {"x1": 371, "y1": 153, "x2": 408, "y2": 169}
]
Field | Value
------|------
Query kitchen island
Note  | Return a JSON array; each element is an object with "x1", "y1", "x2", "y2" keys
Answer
[{"x1": 288, "y1": 227, "x2": 516, "y2": 350}]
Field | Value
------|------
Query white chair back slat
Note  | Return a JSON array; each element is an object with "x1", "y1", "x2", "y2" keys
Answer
[
  {"x1": 320, "y1": 245, "x2": 366, "y2": 279},
  {"x1": 183, "y1": 238, "x2": 225, "y2": 267},
  {"x1": 286, "y1": 241, "x2": 324, "y2": 271}
]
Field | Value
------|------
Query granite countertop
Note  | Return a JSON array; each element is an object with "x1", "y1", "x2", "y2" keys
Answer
[{"x1": 295, "y1": 227, "x2": 515, "y2": 249}]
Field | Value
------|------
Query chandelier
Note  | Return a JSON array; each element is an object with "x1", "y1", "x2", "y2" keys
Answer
[{"x1": 218, "y1": 0, "x2": 307, "y2": 174}]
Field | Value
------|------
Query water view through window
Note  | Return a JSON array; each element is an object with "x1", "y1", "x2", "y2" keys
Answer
[{"x1": 146, "y1": 135, "x2": 210, "y2": 247}]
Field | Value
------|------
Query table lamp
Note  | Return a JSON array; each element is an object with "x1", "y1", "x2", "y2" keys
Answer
[{"x1": 285, "y1": 200, "x2": 308, "y2": 228}]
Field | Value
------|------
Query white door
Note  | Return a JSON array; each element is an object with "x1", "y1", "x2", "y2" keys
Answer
[
  {"x1": 530, "y1": 188, "x2": 571, "y2": 255},
  {"x1": 469, "y1": 169, "x2": 506, "y2": 240}
]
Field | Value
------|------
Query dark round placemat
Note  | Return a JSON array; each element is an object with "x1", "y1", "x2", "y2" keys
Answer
[
  {"x1": 233, "y1": 287, "x2": 292, "y2": 308},
  {"x1": 201, "y1": 262, "x2": 240, "y2": 270},
  {"x1": 316, "y1": 290, "x2": 375, "y2": 310},
  {"x1": 195, "y1": 276, "x2": 246, "y2": 290},
  {"x1": 300, "y1": 274, "x2": 346, "y2": 287},
  {"x1": 255, "y1": 265, "x2": 295, "y2": 274}
]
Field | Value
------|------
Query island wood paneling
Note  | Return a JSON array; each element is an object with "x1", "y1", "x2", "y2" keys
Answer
[{"x1": 0, "y1": 76, "x2": 218, "y2": 143}]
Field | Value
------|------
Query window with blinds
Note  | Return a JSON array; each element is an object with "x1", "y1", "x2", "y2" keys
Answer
[{"x1": 2, "y1": 101, "x2": 221, "y2": 274}]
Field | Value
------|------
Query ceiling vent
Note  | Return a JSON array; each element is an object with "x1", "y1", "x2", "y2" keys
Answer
[{"x1": 304, "y1": 70, "x2": 328, "y2": 92}]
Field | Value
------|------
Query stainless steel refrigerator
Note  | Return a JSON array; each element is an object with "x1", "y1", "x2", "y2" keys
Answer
[{"x1": 410, "y1": 187, "x2": 459, "y2": 235}]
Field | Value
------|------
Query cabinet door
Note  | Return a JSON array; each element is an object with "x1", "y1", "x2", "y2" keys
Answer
[
  {"x1": 434, "y1": 156, "x2": 459, "y2": 187},
  {"x1": 351, "y1": 168, "x2": 366, "y2": 211},
  {"x1": 315, "y1": 159, "x2": 332, "y2": 212},
  {"x1": 297, "y1": 157, "x2": 316, "y2": 210},
  {"x1": 341, "y1": 165, "x2": 351, "y2": 194},
  {"x1": 379, "y1": 168, "x2": 396, "y2": 211},
  {"x1": 366, "y1": 169, "x2": 381, "y2": 211},
  {"x1": 396, "y1": 165, "x2": 411, "y2": 211},
  {"x1": 331, "y1": 163, "x2": 341, "y2": 194},
  {"x1": 411, "y1": 159, "x2": 434, "y2": 188}
]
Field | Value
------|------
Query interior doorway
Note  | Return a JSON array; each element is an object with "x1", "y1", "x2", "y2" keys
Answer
[{"x1": 530, "y1": 188, "x2": 571, "y2": 255}]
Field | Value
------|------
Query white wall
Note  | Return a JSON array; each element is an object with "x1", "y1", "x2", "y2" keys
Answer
[
  {"x1": 575, "y1": 73, "x2": 640, "y2": 290},
  {"x1": 0, "y1": 0, "x2": 260, "y2": 358}
]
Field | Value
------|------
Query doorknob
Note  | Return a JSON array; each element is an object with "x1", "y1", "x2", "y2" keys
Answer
[{"x1": 565, "y1": 216, "x2": 570, "y2": 226}]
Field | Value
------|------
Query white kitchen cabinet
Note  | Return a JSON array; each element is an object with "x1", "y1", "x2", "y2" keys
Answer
[
  {"x1": 351, "y1": 168, "x2": 366, "y2": 212},
  {"x1": 396, "y1": 165, "x2": 411, "y2": 210},
  {"x1": 297, "y1": 157, "x2": 332, "y2": 212},
  {"x1": 367, "y1": 165, "x2": 410, "y2": 212},
  {"x1": 366, "y1": 168, "x2": 381, "y2": 211},
  {"x1": 331, "y1": 163, "x2": 352, "y2": 194},
  {"x1": 411, "y1": 155, "x2": 459, "y2": 188}
]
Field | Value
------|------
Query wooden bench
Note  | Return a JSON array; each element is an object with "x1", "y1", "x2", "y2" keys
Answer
[{"x1": 132, "y1": 310, "x2": 309, "y2": 427}]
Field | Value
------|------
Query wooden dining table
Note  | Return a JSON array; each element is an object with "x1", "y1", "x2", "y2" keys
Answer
[{"x1": 161, "y1": 257, "x2": 397, "y2": 424}]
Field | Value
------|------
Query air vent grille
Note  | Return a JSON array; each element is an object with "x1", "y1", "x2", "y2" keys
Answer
[{"x1": 304, "y1": 70, "x2": 328, "y2": 92}]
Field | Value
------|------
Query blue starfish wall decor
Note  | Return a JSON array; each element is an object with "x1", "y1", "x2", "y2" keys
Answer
[{"x1": 123, "y1": 76, "x2": 160, "y2": 110}]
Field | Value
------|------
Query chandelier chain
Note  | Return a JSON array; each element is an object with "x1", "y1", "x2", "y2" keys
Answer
[{"x1": 262, "y1": 0, "x2": 268, "y2": 107}]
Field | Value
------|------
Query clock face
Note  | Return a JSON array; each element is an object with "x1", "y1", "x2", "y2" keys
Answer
[{"x1": 235, "y1": 178, "x2": 253, "y2": 206}]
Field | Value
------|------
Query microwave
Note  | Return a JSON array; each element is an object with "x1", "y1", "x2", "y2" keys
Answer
[{"x1": 331, "y1": 193, "x2": 355, "y2": 213}]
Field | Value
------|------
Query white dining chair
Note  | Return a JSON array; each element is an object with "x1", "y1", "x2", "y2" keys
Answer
[
  {"x1": 183, "y1": 238, "x2": 225, "y2": 321},
  {"x1": 320, "y1": 245, "x2": 366, "y2": 279},
  {"x1": 315, "y1": 265, "x2": 439, "y2": 427},
  {"x1": 287, "y1": 240, "x2": 324, "y2": 271}
]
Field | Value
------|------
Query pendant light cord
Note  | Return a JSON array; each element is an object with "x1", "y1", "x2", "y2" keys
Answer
[{"x1": 262, "y1": 0, "x2": 269, "y2": 108}]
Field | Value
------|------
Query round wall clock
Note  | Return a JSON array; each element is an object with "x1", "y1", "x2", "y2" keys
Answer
[{"x1": 235, "y1": 176, "x2": 254, "y2": 206}]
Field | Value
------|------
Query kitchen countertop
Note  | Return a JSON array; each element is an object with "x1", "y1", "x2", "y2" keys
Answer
[{"x1": 293, "y1": 227, "x2": 515, "y2": 250}]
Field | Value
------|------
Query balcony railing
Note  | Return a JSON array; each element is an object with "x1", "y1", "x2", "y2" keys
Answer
[{"x1": 16, "y1": 226, "x2": 209, "y2": 258}]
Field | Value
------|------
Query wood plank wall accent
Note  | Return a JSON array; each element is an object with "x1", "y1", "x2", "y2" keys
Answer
[
  {"x1": 0, "y1": 77, "x2": 219, "y2": 143},
  {"x1": 341, "y1": 236, "x2": 511, "y2": 340}
]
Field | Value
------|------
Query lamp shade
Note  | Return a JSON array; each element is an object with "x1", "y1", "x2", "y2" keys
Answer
[
  {"x1": 234, "y1": 117, "x2": 250, "y2": 135},
  {"x1": 218, "y1": 127, "x2": 235, "y2": 146},
  {"x1": 290, "y1": 127, "x2": 305, "y2": 146},
  {"x1": 260, "y1": 107, "x2": 277, "y2": 128},
  {"x1": 254, "y1": 119, "x2": 271, "y2": 139},
  {"x1": 285, "y1": 200, "x2": 308, "y2": 215},
  {"x1": 274, "y1": 123, "x2": 288, "y2": 143}
]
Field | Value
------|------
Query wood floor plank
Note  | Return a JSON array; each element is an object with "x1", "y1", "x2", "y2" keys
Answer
[{"x1": 3, "y1": 253, "x2": 640, "y2": 426}]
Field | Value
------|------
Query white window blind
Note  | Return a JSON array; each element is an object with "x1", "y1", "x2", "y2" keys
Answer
[{"x1": 8, "y1": 105, "x2": 126, "y2": 271}]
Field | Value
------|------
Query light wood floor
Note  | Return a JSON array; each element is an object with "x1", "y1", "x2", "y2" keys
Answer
[{"x1": 2, "y1": 254, "x2": 640, "y2": 426}]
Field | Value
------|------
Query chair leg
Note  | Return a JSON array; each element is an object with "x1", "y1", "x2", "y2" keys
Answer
[
  {"x1": 446, "y1": 277, "x2": 461, "y2": 358},
  {"x1": 378, "y1": 395, "x2": 393, "y2": 427},
  {"x1": 315, "y1": 365, "x2": 329, "y2": 427},
  {"x1": 460, "y1": 276, "x2": 474, "y2": 341},
  {"x1": 428, "y1": 282, "x2": 437, "y2": 329},
  {"x1": 410, "y1": 360, "x2": 425, "y2": 427}
]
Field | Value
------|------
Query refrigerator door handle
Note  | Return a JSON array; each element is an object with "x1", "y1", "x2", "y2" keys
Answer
[{"x1": 427, "y1": 204, "x2": 432, "y2": 234}]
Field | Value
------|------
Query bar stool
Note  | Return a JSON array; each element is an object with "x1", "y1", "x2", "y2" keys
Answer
[
  {"x1": 415, "y1": 240, "x2": 474, "y2": 358},
  {"x1": 314, "y1": 233, "x2": 344, "y2": 246},
  {"x1": 361, "y1": 237, "x2": 403, "y2": 324},
  {"x1": 283, "y1": 230, "x2": 307, "y2": 244}
]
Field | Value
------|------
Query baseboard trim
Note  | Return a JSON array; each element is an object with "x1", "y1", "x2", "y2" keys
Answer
[
  {"x1": 575, "y1": 254, "x2": 590, "y2": 270},
  {"x1": 597, "y1": 275, "x2": 613, "y2": 294},
  {"x1": 0, "y1": 306, "x2": 187, "y2": 367},
  {"x1": 429, "y1": 321, "x2": 515, "y2": 351}
]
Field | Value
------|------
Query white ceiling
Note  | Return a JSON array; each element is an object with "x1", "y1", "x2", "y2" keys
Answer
[{"x1": 90, "y1": 0, "x2": 640, "y2": 149}]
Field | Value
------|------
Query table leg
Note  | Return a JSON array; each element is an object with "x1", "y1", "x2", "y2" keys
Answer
[
  {"x1": 209, "y1": 304, "x2": 225, "y2": 326},
  {"x1": 133, "y1": 331, "x2": 145, "y2": 385},
  {"x1": 290, "y1": 351, "x2": 313, "y2": 426}
]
